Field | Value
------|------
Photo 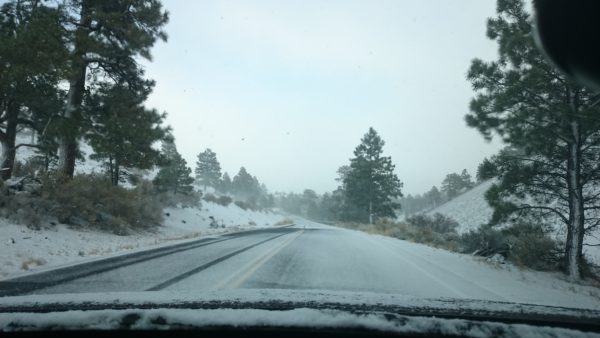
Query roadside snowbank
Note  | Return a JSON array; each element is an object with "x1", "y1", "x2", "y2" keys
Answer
[{"x1": 0, "y1": 201, "x2": 291, "y2": 279}]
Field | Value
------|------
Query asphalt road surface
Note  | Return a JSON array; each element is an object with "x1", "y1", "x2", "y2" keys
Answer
[{"x1": 2, "y1": 222, "x2": 599, "y2": 310}]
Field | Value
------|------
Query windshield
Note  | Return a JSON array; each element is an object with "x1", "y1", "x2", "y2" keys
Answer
[{"x1": 1, "y1": 0, "x2": 599, "y2": 332}]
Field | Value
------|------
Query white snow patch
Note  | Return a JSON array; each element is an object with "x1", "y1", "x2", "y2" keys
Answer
[
  {"x1": 427, "y1": 180, "x2": 495, "y2": 234},
  {"x1": 0, "y1": 201, "x2": 291, "y2": 280}
]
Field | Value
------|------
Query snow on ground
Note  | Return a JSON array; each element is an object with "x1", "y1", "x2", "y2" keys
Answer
[
  {"x1": 426, "y1": 180, "x2": 600, "y2": 265},
  {"x1": 0, "y1": 201, "x2": 293, "y2": 280},
  {"x1": 358, "y1": 229, "x2": 600, "y2": 309},
  {"x1": 426, "y1": 180, "x2": 495, "y2": 234},
  {"x1": 4, "y1": 132, "x2": 294, "y2": 278}
]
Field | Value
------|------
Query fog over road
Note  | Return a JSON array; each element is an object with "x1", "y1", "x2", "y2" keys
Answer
[{"x1": 3, "y1": 222, "x2": 599, "y2": 309}]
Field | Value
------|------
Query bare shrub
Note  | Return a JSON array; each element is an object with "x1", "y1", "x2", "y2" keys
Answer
[
  {"x1": 12, "y1": 157, "x2": 46, "y2": 178},
  {"x1": 156, "y1": 188, "x2": 201, "y2": 208},
  {"x1": 40, "y1": 174, "x2": 163, "y2": 233},
  {"x1": 406, "y1": 213, "x2": 458, "y2": 234},
  {"x1": 459, "y1": 222, "x2": 562, "y2": 271},
  {"x1": 202, "y1": 193, "x2": 218, "y2": 203},
  {"x1": 234, "y1": 200, "x2": 249, "y2": 210},
  {"x1": 21, "y1": 257, "x2": 46, "y2": 270},
  {"x1": 216, "y1": 195, "x2": 232, "y2": 207},
  {"x1": 0, "y1": 190, "x2": 53, "y2": 229},
  {"x1": 274, "y1": 218, "x2": 294, "y2": 226}
]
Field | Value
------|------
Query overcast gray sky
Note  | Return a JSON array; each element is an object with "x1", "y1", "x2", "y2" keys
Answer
[{"x1": 143, "y1": 0, "x2": 503, "y2": 195}]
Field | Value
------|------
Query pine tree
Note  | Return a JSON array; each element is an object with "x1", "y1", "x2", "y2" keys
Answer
[
  {"x1": 0, "y1": 1, "x2": 66, "y2": 179},
  {"x1": 219, "y1": 172, "x2": 232, "y2": 193},
  {"x1": 153, "y1": 141, "x2": 193, "y2": 194},
  {"x1": 194, "y1": 148, "x2": 222, "y2": 190},
  {"x1": 86, "y1": 82, "x2": 169, "y2": 186},
  {"x1": 231, "y1": 167, "x2": 261, "y2": 201},
  {"x1": 343, "y1": 127, "x2": 403, "y2": 223},
  {"x1": 56, "y1": 0, "x2": 169, "y2": 178},
  {"x1": 441, "y1": 173, "x2": 463, "y2": 199},
  {"x1": 460, "y1": 169, "x2": 474, "y2": 189},
  {"x1": 424, "y1": 186, "x2": 442, "y2": 209},
  {"x1": 301, "y1": 189, "x2": 318, "y2": 217},
  {"x1": 476, "y1": 158, "x2": 497, "y2": 182},
  {"x1": 466, "y1": 0, "x2": 600, "y2": 279}
]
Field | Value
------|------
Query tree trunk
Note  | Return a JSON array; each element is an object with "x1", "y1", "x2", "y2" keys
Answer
[
  {"x1": 57, "y1": 69, "x2": 86, "y2": 178},
  {"x1": 108, "y1": 155, "x2": 113, "y2": 183},
  {"x1": 0, "y1": 106, "x2": 19, "y2": 180},
  {"x1": 113, "y1": 159, "x2": 120, "y2": 186},
  {"x1": 57, "y1": 1, "x2": 90, "y2": 179},
  {"x1": 565, "y1": 93, "x2": 585, "y2": 280}
]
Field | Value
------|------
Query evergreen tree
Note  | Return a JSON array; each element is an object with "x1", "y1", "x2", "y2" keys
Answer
[
  {"x1": 335, "y1": 165, "x2": 351, "y2": 189},
  {"x1": 441, "y1": 173, "x2": 463, "y2": 199},
  {"x1": 0, "y1": 1, "x2": 66, "y2": 179},
  {"x1": 56, "y1": 0, "x2": 169, "y2": 178},
  {"x1": 231, "y1": 167, "x2": 261, "y2": 200},
  {"x1": 424, "y1": 186, "x2": 443, "y2": 209},
  {"x1": 86, "y1": 81, "x2": 169, "y2": 186},
  {"x1": 466, "y1": 0, "x2": 600, "y2": 279},
  {"x1": 441, "y1": 170, "x2": 473, "y2": 199},
  {"x1": 476, "y1": 157, "x2": 498, "y2": 182},
  {"x1": 301, "y1": 189, "x2": 318, "y2": 217},
  {"x1": 343, "y1": 127, "x2": 403, "y2": 223},
  {"x1": 219, "y1": 172, "x2": 232, "y2": 193},
  {"x1": 460, "y1": 169, "x2": 474, "y2": 189},
  {"x1": 194, "y1": 148, "x2": 222, "y2": 190},
  {"x1": 153, "y1": 141, "x2": 193, "y2": 194}
]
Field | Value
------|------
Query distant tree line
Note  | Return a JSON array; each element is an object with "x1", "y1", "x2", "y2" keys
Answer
[{"x1": 164, "y1": 147, "x2": 275, "y2": 209}]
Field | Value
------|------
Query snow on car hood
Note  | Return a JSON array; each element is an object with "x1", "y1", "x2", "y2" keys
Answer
[{"x1": 1, "y1": 289, "x2": 599, "y2": 336}]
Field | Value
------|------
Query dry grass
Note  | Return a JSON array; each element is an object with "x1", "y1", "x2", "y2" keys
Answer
[
  {"x1": 161, "y1": 232, "x2": 203, "y2": 241},
  {"x1": 274, "y1": 218, "x2": 295, "y2": 226},
  {"x1": 335, "y1": 220, "x2": 461, "y2": 252},
  {"x1": 21, "y1": 257, "x2": 47, "y2": 271}
]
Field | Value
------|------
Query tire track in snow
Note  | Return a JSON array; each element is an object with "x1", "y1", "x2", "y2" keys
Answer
[
  {"x1": 146, "y1": 231, "x2": 296, "y2": 291},
  {"x1": 214, "y1": 230, "x2": 305, "y2": 290}
]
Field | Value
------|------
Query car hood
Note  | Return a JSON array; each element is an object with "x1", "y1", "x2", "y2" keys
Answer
[{"x1": 0, "y1": 289, "x2": 599, "y2": 336}]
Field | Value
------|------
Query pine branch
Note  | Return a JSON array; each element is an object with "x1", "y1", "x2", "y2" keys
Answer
[
  {"x1": 14, "y1": 143, "x2": 40, "y2": 150},
  {"x1": 515, "y1": 204, "x2": 569, "y2": 224}
]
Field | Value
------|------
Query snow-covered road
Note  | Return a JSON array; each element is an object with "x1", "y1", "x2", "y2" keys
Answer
[{"x1": 3, "y1": 221, "x2": 600, "y2": 309}]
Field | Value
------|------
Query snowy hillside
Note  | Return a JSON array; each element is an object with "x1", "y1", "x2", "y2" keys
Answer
[
  {"x1": 427, "y1": 180, "x2": 600, "y2": 265},
  {"x1": 427, "y1": 180, "x2": 495, "y2": 234}
]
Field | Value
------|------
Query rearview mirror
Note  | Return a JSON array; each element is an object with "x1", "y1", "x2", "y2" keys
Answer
[{"x1": 534, "y1": 1, "x2": 600, "y2": 91}]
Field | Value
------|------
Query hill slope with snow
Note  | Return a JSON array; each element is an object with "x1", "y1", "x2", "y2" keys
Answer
[
  {"x1": 427, "y1": 180, "x2": 495, "y2": 234},
  {"x1": 427, "y1": 180, "x2": 600, "y2": 264}
]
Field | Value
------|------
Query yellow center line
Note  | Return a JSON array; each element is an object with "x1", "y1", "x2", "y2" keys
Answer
[{"x1": 215, "y1": 230, "x2": 304, "y2": 290}]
